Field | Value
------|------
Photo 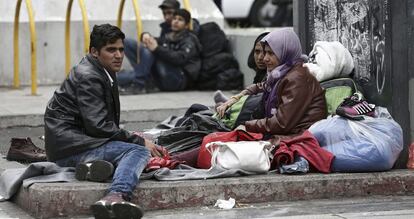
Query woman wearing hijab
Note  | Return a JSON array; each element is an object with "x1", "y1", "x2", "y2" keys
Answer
[
  {"x1": 248, "y1": 31, "x2": 270, "y2": 84},
  {"x1": 217, "y1": 28, "x2": 327, "y2": 140},
  {"x1": 214, "y1": 32, "x2": 269, "y2": 104}
]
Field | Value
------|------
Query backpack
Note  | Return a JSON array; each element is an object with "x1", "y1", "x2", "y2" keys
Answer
[
  {"x1": 198, "y1": 22, "x2": 230, "y2": 58},
  {"x1": 214, "y1": 93, "x2": 263, "y2": 129},
  {"x1": 320, "y1": 78, "x2": 360, "y2": 115}
]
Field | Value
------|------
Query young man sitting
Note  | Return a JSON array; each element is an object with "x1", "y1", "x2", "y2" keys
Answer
[
  {"x1": 118, "y1": 9, "x2": 201, "y2": 93},
  {"x1": 44, "y1": 24, "x2": 162, "y2": 219}
]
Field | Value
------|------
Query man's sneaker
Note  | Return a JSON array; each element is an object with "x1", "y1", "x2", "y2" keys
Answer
[
  {"x1": 6, "y1": 137, "x2": 47, "y2": 163},
  {"x1": 90, "y1": 192, "x2": 143, "y2": 219},
  {"x1": 336, "y1": 93, "x2": 375, "y2": 120},
  {"x1": 75, "y1": 160, "x2": 114, "y2": 182}
]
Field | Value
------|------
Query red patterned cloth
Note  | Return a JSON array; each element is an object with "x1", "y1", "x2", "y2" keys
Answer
[
  {"x1": 273, "y1": 130, "x2": 334, "y2": 173},
  {"x1": 145, "y1": 146, "x2": 185, "y2": 172}
]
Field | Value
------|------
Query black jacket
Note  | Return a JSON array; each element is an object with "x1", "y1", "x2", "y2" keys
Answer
[
  {"x1": 154, "y1": 30, "x2": 202, "y2": 86},
  {"x1": 44, "y1": 54, "x2": 145, "y2": 161}
]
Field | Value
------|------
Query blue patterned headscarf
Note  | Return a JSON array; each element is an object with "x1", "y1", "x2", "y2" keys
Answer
[{"x1": 261, "y1": 28, "x2": 308, "y2": 117}]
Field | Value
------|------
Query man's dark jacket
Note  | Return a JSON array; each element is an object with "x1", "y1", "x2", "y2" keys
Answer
[
  {"x1": 44, "y1": 54, "x2": 145, "y2": 161},
  {"x1": 154, "y1": 30, "x2": 202, "y2": 87}
]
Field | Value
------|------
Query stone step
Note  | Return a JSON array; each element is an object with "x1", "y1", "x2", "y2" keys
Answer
[
  {"x1": 13, "y1": 169, "x2": 414, "y2": 219},
  {"x1": 0, "y1": 87, "x2": 234, "y2": 128}
]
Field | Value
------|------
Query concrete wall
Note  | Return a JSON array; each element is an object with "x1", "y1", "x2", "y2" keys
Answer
[{"x1": 0, "y1": 0, "x2": 224, "y2": 86}]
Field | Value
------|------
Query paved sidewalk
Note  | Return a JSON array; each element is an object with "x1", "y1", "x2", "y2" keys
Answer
[{"x1": 0, "y1": 86, "x2": 235, "y2": 128}]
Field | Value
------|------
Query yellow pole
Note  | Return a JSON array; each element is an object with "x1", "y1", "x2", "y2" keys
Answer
[
  {"x1": 118, "y1": 0, "x2": 142, "y2": 63},
  {"x1": 13, "y1": 0, "x2": 22, "y2": 89},
  {"x1": 65, "y1": 0, "x2": 74, "y2": 76},
  {"x1": 131, "y1": 0, "x2": 142, "y2": 63},
  {"x1": 26, "y1": 0, "x2": 38, "y2": 95},
  {"x1": 117, "y1": 0, "x2": 126, "y2": 28},
  {"x1": 78, "y1": 0, "x2": 90, "y2": 54},
  {"x1": 183, "y1": 0, "x2": 193, "y2": 31},
  {"x1": 13, "y1": 0, "x2": 38, "y2": 94},
  {"x1": 131, "y1": 0, "x2": 143, "y2": 41},
  {"x1": 65, "y1": 0, "x2": 90, "y2": 76}
]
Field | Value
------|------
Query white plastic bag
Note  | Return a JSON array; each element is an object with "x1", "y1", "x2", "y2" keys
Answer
[
  {"x1": 206, "y1": 141, "x2": 272, "y2": 173},
  {"x1": 304, "y1": 41, "x2": 354, "y2": 82},
  {"x1": 309, "y1": 107, "x2": 403, "y2": 172}
]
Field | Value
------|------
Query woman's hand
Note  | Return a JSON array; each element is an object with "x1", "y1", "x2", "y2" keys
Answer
[
  {"x1": 216, "y1": 103, "x2": 229, "y2": 118},
  {"x1": 216, "y1": 98, "x2": 238, "y2": 118}
]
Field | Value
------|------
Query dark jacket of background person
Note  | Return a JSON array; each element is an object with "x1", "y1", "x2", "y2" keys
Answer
[
  {"x1": 44, "y1": 54, "x2": 145, "y2": 161},
  {"x1": 154, "y1": 30, "x2": 202, "y2": 88},
  {"x1": 244, "y1": 64, "x2": 327, "y2": 136}
]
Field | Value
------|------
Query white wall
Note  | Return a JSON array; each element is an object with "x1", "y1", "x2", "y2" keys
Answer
[{"x1": 0, "y1": 0, "x2": 224, "y2": 86}]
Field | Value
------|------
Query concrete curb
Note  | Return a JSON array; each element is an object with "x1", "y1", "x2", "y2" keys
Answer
[
  {"x1": 14, "y1": 170, "x2": 414, "y2": 218},
  {"x1": 0, "y1": 108, "x2": 188, "y2": 128}
]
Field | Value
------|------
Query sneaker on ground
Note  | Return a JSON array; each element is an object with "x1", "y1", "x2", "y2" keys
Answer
[{"x1": 336, "y1": 93, "x2": 375, "y2": 120}]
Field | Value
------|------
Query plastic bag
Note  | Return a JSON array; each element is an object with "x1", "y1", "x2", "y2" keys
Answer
[{"x1": 309, "y1": 107, "x2": 403, "y2": 172}]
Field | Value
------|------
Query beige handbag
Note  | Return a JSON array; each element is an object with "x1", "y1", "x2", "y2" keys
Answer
[{"x1": 206, "y1": 141, "x2": 272, "y2": 173}]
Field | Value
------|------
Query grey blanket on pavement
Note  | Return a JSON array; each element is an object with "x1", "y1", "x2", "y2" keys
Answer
[
  {"x1": 141, "y1": 164, "x2": 258, "y2": 181},
  {"x1": 0, "y1": 162, "x2": 76, "y2": 201},
  {"x1": 0, "y1": 163, "x2": 259, "y2": 202}
]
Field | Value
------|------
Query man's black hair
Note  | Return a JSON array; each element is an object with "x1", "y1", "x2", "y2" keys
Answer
[
  {"x1": 174, "y1": 9, "x2": 191, "y2": 24},
  {"x1": 89, "y1": 24, "x2": 125, "y2": 52}
]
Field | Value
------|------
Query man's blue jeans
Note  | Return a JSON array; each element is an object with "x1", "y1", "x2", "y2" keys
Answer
[
  {"x1": 55, "y1": 141, "x2": 150, "y2": 198},
  {"x1": 117, "y1": 38, "x2": 154, "y2": 88},
  {"x1": 118, "y1": 38, "x2": 186, "y2": 91}
]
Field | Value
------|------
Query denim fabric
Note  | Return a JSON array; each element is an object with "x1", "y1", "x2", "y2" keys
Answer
[
  {"x1": 119, "y1": 38, "x2": 186, "y2": 91},
  {"x1": 55, "y1": 141, "x2": 150, "y2": 197},
  {"x1": 117, "y1": 38, "x2": 154, "y2": 87},
  {"x1": 153, "y1": 59, "x2": 186, "y2": 91}
]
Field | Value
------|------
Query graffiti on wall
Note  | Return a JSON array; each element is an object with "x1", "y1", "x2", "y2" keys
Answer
[{"x1": 310, "y1": 0, "x2": 389, "y2": 94}]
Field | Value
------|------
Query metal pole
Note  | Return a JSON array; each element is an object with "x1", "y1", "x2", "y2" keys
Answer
[
  {"x1": 65, "y1": 0, "x2": 74, "y2": 76},
  {"x1": 26, "y1": 0, "x2": 38, "y2": 95},
  {"x1": 13, "y1": 0, "x2": 22, "y2": 89},
  {"x1": 78, "y1": 0, "x2": 90, "y2": 54},
  {"x1": 183, "y1": 0, "x2": 193, "y2": 31},
  {"x1": 118, "y1": 0, "x2": 142, "y2": 64},
  {"x1": 65, "y1": 0, "x2": 90, "y2": 76},
  {"x1": 117, "y1": 0, "x2": 126, "y2": 28}
]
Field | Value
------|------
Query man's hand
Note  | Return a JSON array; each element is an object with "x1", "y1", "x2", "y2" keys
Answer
[
  {"x1": 143, "y1": 36, "x2": 158, "y2": 51},
  {"x1": 144, "y1": 139, "x2": 162, "y2": 157},
  {"x1": 141, "y1": 33, "x2": 151, "y2": 42}
]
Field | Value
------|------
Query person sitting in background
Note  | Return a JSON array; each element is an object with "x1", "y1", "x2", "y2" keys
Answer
[
  {"x1": 214, "y1": 32, "x2": 269, "y2": 104},
  {"x1": 248, "y1": 32, "x2": 270, "y2": 84},
  {"x1": 217, "y1": 28, "x2": 327, "y2": 143},
  {"x1": 118, "y1": 9, "x2": 201, "y2": 93}
]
